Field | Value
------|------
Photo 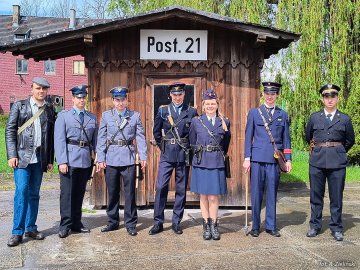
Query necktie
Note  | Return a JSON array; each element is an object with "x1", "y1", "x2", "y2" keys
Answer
[
  {"x1": 79, "y1": 111, "x2": 84, "y2": 125},
  {"x1": 266, "y1": 107, "x2": 274, "y2": 115},
  {"x1": 176, "y1": 106, "x2": 181, "y2": 115},
  {"x1": 326, "y1": 114, "x2": 332, "y2": 124},
  {"x1": 212, "y1": 118, "x2": 215, "y2": 126}
]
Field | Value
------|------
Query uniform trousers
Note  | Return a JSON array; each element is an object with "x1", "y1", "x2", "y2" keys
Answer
[
  {"x1": 59, "y1": 166, "x2": 90, "y2": 231},
  {"x1": 105, "y1": 165, "x2": 137, "y2": 228},
  {"x1": 309, "y1": 165, "x2": 346, "y2": 232},
  {"x1": 153, "y1": 161, "x2": 189, "y2": 225},
  {"x1": 251, "y1": 161, "x2": 280, "y2": 231}
]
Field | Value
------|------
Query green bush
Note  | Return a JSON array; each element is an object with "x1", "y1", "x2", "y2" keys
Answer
[{"x1": 0, "y1": 114, "x2": 8, "y2": 128}]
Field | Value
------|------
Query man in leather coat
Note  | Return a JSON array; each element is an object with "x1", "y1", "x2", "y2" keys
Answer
[{"x1": 5, "y1": 77, "x2": 55, "y2": 247}]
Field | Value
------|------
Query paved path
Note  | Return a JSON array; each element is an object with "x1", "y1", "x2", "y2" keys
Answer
[{"x1": 0, "y1": 177, "x2": 359, "y2": 269}]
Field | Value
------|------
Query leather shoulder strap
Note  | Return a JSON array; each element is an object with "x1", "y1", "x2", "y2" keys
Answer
[{"x1": 17, "y1": 106, "x2": 45, "y2": 135}]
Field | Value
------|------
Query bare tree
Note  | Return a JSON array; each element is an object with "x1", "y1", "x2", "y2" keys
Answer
[
  {"x1": 79, "y1": 0, "x2": 112, "y2": 19},
  {"x1": 20, "y1": 0, "x2": 46, "y2": 16},
  {"x1": 48, "y1": 0, "x2": 77, "y2": 18}
]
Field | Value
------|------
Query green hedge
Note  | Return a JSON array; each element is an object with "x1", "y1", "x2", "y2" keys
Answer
[{"x1": 0, "y1": 114, "x2": 8, "y2": 128}]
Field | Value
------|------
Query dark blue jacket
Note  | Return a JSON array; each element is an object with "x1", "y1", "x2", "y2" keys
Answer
[
  {"x1": 306, "y1": 110, "x2": 354, "y2": 169},
  {"x1": 244, "y1": 105, "x2": 292, "y2": 163},
  {"x1": 189, "y1": 114, "x2": 231, "y2": 169},
  {"x1": 153, "y1": 103, "x2": 197, "y2": 163}
]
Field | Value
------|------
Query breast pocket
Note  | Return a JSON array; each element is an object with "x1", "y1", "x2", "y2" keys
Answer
[
  {"x1": 108, "y1": 122, "x2": 118, "y2": 134},
  {"x1": 313, "y1": 124, "x2": 325, "y2": 130},
  {"x1": 124, "y1": 123, "x2": 136, "y2": 137},
  {"x1": 85, "y1": 122, "x2": 96, "y2": 137},
  {"x1": 69, "y1": 123, "x2": 81, "y2": 135},
  {"x1": 255, "y1": 120, "x2": 265, "y2": 126},
  {"x1": 275, "y1": 120, "x2": 285, "y2": 132}
]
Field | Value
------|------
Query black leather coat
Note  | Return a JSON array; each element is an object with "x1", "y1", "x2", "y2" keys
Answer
[{"x1": 5, "y1": 98, "x2": 55, "y2": 171}]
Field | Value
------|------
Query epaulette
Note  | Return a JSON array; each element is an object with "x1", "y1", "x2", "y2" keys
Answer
[
  {"x1": 159, "y1": 105, "x2": 169, "y2": 119},
  {"x1": 58, "y1": 109, "x2": 69, "y2": 115}
]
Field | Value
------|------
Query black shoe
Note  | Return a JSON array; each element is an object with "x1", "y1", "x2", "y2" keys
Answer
[
  {"x1": 172, "y1": 223, "x2": 183, "y2": 234},
  {"x1": 126, "y1": 227, "x2": 138, "y2": 236},
  {"x1": 25, "y1": 230, "x2": 45, "y2": 240},
  {"x1": 266, "y1": 229, "x2": 281, "y2": 237},
  {"x1": 72, "y1": 227, "x2": 90, "y2": 233},
  {"x1": 331, "y1": 231, "x2": 344, "y2": 241},
  {"x1": 209, "y1": 218, "x2": 220, "y2": 240},
  {"x1": 58, "y1": 230, "x2": 70, "y2": 238},
  {"x1": 148, "y1": 224, "x2": 163, "y2": 235},
  {"x1": 249, "y1": 229, "x2": 260, "y2": 237},
  {"x1": 101, "y1": 224, "x2": 119, "y2": 233},
  {"x1": 202, "y1": 219, "x2": 211, "y2": 240},
  {"x1": 306, "y1": 228, "x2": 320, "y2": 238},
  {"x1": 7, "y1": 235, "x2": 23, "y2": 247}
]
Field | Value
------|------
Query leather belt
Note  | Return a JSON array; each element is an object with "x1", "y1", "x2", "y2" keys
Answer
[
  {"x1": 66, "y1": 139, "x2": 89, "y2": 147},
  {"x1": 199, "y1": 145, "x2": 223, "y2": 152},
  {"x1": 106, "y1": 139, "x2": 133, "y2": 146},
  {"x1": 314, "y1": 141, "x2": 342, "y2": 147},
  {"x1": 163, "y1": 138, "x2": 189, "y2": 145}
]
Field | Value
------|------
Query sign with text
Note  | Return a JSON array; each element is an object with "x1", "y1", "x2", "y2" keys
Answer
[{"x1": 140, "y1": 29, "x2": 208, "y2": 60}]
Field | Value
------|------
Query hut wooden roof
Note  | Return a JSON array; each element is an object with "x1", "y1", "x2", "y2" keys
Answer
[{"x1": 0, "y1": 5, "x2": 300, "y2": 61}]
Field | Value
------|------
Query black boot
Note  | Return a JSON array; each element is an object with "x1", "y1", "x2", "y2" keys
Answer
[
  {"x1": 202, "y1": 219, "x2": 211, "y2": 240},
  {"x1": 209, "y1": 218, "x2": 220, "y2": 240}
]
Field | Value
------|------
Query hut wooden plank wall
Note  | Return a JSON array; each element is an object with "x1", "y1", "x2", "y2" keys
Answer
[{"x1": 1, "y1": 6, "x2": 299, "y2": 207}]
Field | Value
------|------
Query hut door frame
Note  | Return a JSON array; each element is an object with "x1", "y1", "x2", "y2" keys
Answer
[{"x1": 144, "y1": 73, "x2": 205, "y2": 205}]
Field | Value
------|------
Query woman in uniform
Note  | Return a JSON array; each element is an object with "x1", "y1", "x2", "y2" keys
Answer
[{"x1": 189, "y1": 89, "x2": 231, "y2": 240}]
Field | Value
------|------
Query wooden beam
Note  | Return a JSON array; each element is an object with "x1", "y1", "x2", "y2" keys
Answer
[
  {"x1": 254, "y1": 34, "x2": 267, "y2": 48},
  {"x1": 84, "y1": 34, "x2": 95, "y2": 47}
]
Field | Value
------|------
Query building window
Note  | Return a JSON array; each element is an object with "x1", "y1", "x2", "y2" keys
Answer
[
  {"x1": 16, "y1": 59, "x2": 28, "y2": 74},
  {"x1": 73, "y1": 60, "x2": 85, "y2": 75},
  {"x1": 44, "y1": 60, "x2": 56, "y2": 75}
]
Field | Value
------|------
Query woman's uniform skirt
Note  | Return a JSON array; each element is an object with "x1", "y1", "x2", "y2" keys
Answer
[{"x1": 190, "y1": 167, "x2": 227, "y2": 195}]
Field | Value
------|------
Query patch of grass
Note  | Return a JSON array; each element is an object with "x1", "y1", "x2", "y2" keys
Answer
[
  {"x1": 82, "y1": 208, "x2": 96, "y2": 213},
  {"x1": 281, "y1": 150, "x2": 360, "y2": 183},
  {"x1": 0, "y1": 128, "x2": 12, "y2": 173},
  {"x1": 0, "y1": 185, "x2": 14, "y2": 191}
]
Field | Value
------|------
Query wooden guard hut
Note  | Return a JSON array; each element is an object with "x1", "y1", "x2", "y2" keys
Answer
[{"x1": 1, "y1": 6, "x2": 299, "y2": 207}]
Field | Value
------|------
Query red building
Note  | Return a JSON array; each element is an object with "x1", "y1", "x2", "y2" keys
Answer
[
  {"x1": 0, "y1": 5, "x2": 101, "y2": 113},
  {"x1": 0, "y1": 52, "x2": 87, "y2": 113}
]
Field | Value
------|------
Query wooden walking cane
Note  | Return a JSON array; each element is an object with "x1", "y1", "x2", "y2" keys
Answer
[{"x1": 244, "y1": 172, "x2": 249, "y2": 236}]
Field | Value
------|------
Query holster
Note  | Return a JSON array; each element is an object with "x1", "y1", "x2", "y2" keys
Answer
[
  {"x1": 193, "y1": 145, "x2": 203, "y2": 165},
  {"x1": 309, "y1": 139, "x2": 315, "y2": 155},
  {"x1": 160, "y1": 139, "x2": 165, "y2": 153},
  {"x1": 224, "y1": 155, "x2": 231, "y2": 178},
  {"x1": 136, "y1": 162, "x2": 144, "y2": 180},
  {"x1": 185, "y1": 149, "x2": 191, "y2": 166}
]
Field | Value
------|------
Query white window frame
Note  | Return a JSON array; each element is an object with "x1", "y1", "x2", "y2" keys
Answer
[
  {"x1": 16, "y1": 59, "x2": 28, "y2": 74},
  {"x1": 73, "y1": 60, "x2": 85, "y2": 75},
  {"x1": 44, "y1": 59, "x2": 56, "y2": 75}
]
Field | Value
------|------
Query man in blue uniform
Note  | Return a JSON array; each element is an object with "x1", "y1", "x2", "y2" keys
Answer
[
  {"x1": 96, "y1": 87, "x2": 147, "y2": 236},
  {"x1": 149, "y1": 82, "x2": 198, "y2": 235},
  {"x1": 6, "y1": 77, "x2": 55, "y2": 247},
  {"x1": 54, "y1": 85, "x2": 98, "y2": 238},
  {"x1": 243, "y1": 82, "x2": 292, "y2": 237},
  {"x1": 306, "y1": 84, "x2": 355, "y2": 241}
]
